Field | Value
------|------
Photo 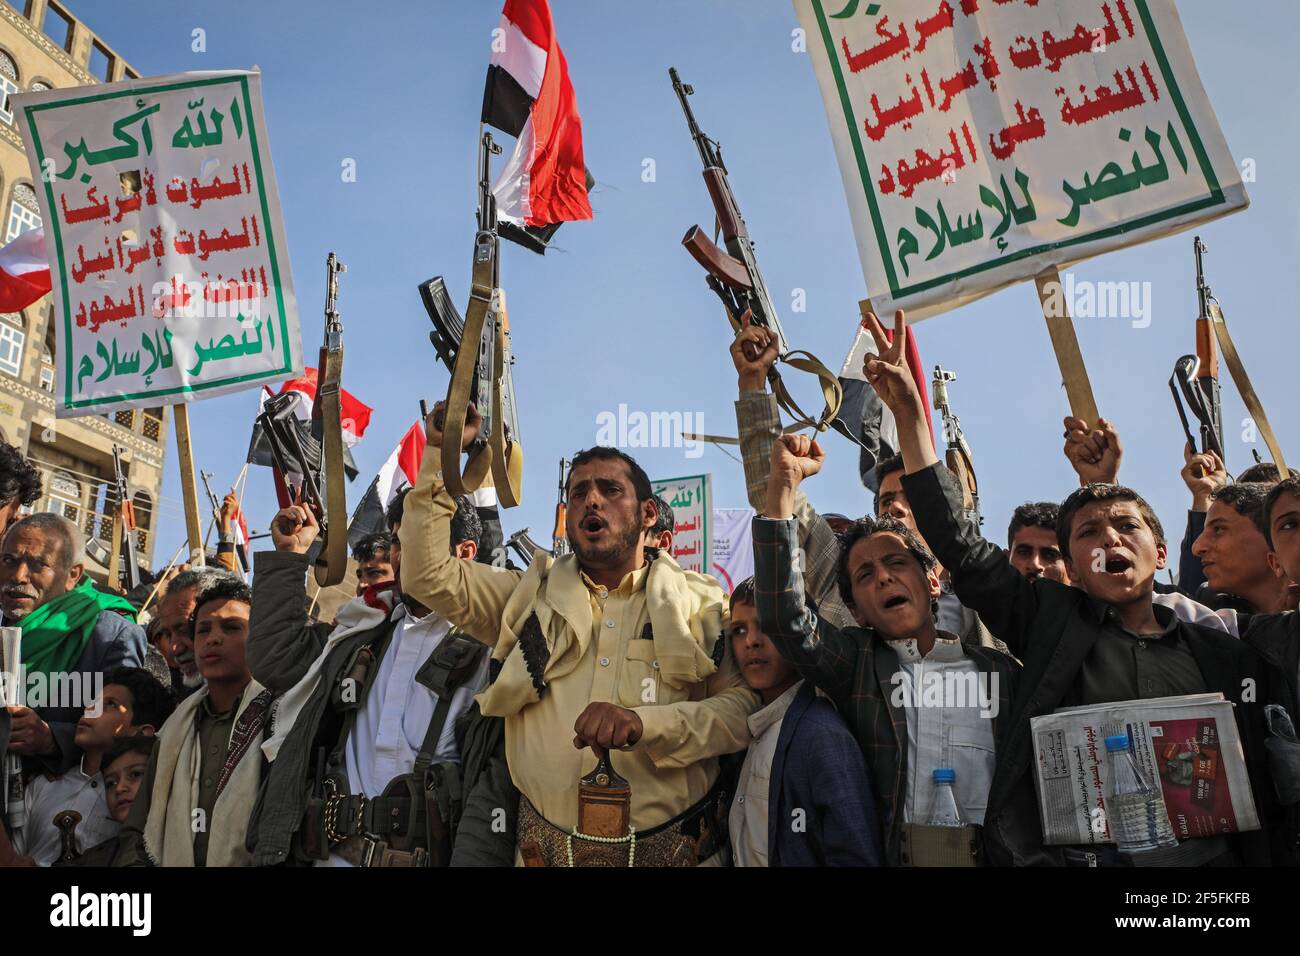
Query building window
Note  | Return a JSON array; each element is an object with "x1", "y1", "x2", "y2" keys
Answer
[
  {"x1": 142, "y1": 408, "x2": 162, "y2": 441},
  {"x1": 29, "y1": 80, "x2": 51, "y2": 93},
  {"x1": 114, "y1": 409, "x2": 134, "y2": 429},
  {"x1": 132, "y1": 491, "x2": 152, "y2": 553},
  {"x1": 39, "y1": 322, "x2": 53, "y2": 391},
  {"x1": 0, "y1": 51, "x2": 18, "y2": 126},
  {"x1": 89, "y1": 42, "x2": 111, "y2": 82},
  {"x1": 0, "y1": 313, "x2": 22, "y2": 377},
  {"x1": 41, "y1": 4, "x2": 73, "y2": 53},
  {"x1": 47, "y1": 470, "x2": 80, "y2": 523},
  {"x1": 7, "y1": 184, "x2": 40, "y2": 241}
]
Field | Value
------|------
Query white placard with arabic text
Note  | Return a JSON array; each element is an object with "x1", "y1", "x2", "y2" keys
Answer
[
  {"x1": 795, "y1": 0, "x2": 1247, "y2": 318},
  {"x1": 14, "y1": 69, "x2": 300, "y2": 416},
  {"x1": 651, "y1": 474, "x2": 712, "y2": 575}
]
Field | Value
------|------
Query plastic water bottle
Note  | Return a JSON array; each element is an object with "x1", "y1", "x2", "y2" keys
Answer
[
  {"x1": 925, "y1": 768, "x2": 967, "y2": 826},
  {"x1": 1105, "y1": 734, "x2": 1177, "y2": 852}
]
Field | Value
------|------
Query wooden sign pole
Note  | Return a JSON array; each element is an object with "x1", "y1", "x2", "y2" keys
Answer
[
  {"x1": 172, "y1": 404, "x2": 206, "y2": 566},
  {"x1": 1034, "y1": 269, "x2": 1099, "y2": 425}
]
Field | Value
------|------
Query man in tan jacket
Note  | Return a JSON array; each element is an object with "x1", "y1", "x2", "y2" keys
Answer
[{"x1": 401, "y1": 404, "x2": 757, "y2": 866}]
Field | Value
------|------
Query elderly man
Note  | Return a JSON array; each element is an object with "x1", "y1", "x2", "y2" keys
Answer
[
  {"x1": 152, "y1": 567, "x2": 228, "y2": 700},
  {"x1": 0, "y1": 513, "x2": 145, "y2": 773}
]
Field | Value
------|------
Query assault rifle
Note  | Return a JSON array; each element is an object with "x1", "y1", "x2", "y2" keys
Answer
[
  {"x1": 931, "y1": 367, "x2": 980, "y2": 527},
  {"x1": 110, "y1": 444, "x2": 140, "y2": 590},
  {"x1": 552, "y1": 458, "x2": 570, "y2": 556},
  {"x1": 307, "y1": 252, "x2": 348, "y2": 586},
  {"x1": 506, "y1": 528, "x2": 549, "y2": 569},
  {"x1": 1193, "y1": 237, "x2": 1224, "y2": 454},
  {"x1": 424, "y1": 130, "x2": 523, "y2": 507},
  {"x1": 670, "y1": 67, "x2": 848, "y2": 445}
]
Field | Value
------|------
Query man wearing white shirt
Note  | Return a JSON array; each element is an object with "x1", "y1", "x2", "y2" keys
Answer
[{"x1": 246, "y1": 494, "x2": 488, "y2": 868}]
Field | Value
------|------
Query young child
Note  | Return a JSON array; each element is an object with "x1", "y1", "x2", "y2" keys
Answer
[
  {"x1": 8, "y1": 667, "x2": 170, "y2": 866},
  {"x1": 727, "y1": 578, "x2": 881, "y2": 866}
]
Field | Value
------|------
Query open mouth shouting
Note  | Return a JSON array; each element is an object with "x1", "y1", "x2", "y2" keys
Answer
[{"x1": 578, "y1": 512, "x2": 607, "y2": 539}]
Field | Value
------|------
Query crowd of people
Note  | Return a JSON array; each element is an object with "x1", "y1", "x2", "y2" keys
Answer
[{"x1": 0, "y1": 309, "x2": 1296, "y2": 868}]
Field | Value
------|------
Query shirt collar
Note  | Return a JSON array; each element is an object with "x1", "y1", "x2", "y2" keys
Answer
[
  {"x1": 747, "y1": 680, "x2": 803, "y2": 738},
  {"x1": 392, "y1": 601, "x2": 445, "y2": 628},
  {"x1": 581, "y1": 565, "x2": 648, "y2": 602},
  {"x1": 1088, "y1": 594, "x2": 1181, "y2": 639},
  {"x1": 886, "y1": 631, "x2": 965, "y2": 663}
]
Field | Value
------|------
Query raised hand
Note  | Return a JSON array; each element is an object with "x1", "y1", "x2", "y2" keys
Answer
[
  {"x1": 862, "y1": 309, "x2": 924, "y2": 418},
  {"x1": 219, "y1": 490, "x2": 238, "y2": 535},
  {"x1": 1063, "y1": 416, "x2": 1123, "y2": 485},
  {"x1": 765, "y1": 433, "x2": 825, "y2": 519},
  {"x1": 1181, "y1": 443, "x2": 1227, "y2": 510},
  {"x1": 425, "y1": 399, "x2": 482, "y2": 451},
  {"x1": 271, "y1": 494, "x2": 320, "y2": 554},
  {"x1": 730, "y1": 309, "x2": 779, "y2": 392}
]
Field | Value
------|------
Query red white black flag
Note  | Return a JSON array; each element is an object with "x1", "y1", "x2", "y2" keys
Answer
[{"x1": 482, "y1": 0, "x2": 593, "y2": 254}]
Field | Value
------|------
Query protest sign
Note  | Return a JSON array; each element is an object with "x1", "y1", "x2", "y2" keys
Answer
[
  {"x1": 711, "y1": 507, "x2": 755, "y2": 593},
  {"x1": 795, "y1": 0, "x2": 1248, "y2": 319},
  {"x1": 13, "y1": 69, "x2": 300, "y2": 416},
  {"x1": 651, "y1": 473, "x2": 711, "y2": 574}
]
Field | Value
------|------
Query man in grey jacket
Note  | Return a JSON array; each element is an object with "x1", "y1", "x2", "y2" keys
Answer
[{"x1": 246, "y1": 494, "x2": 488, "y2": 867}]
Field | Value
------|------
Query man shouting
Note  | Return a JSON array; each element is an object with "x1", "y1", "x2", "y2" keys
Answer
[{"x1": 400, "y1": 403, "x2": 757, "y2": 866}]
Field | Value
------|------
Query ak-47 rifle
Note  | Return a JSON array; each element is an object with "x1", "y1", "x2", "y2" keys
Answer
[
  {"x1": 110, "y1": 445, "x2": 140, "y2": 590},
  {"x1": 1193, "y1": 236, "x2": 1224, "y2": 456},
  {"x1": 670, "y1": 67, "x2": 848, "y2": 445},
  {"x1": 307, "y1": 252, "x2": 348, "y2": 587},
  {"x1": 506, "y1": 528, "x2": 549, "y2": 569},
  {"x1": 425, "y1": 130, "x2": 524, "y2": 508},
  {"x1": 552, "y1": 458, "x2": 570, "y2": 557},
  {"x1": 931, "y1": 367, "x2": 980, "y2": 527}
]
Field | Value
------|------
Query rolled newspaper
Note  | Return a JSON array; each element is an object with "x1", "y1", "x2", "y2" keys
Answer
[{"x1": 0, "y1": 627, "x2": 24, "y2": 832}]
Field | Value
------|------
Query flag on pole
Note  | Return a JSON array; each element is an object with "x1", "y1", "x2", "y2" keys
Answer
[
  {"x1": 835, "y1": 317, "x2": 935, "y2": 495},
  {"x1": 347, "y1": 422, "x2": 426, "y2": 548},
  {"x1": 482, "y1": 0, "x2": 593, "y2": 254},
  {"x1": 0, "y1": 227, "x2": 51, "y2": 311},
  {"x1": 277, "y1": 367, "x2": 373, "y2": 447}
]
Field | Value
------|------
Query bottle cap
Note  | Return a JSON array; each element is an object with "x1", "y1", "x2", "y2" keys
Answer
[
  {"x1": 1104, "y1": 734, "x2": 1130, "y2": 752},
  {"x1": 932, "y1": 768, "x2": 955, "y2": 783}
]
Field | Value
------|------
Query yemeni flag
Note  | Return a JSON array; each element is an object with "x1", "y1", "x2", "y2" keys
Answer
[
  {"x1": 482, "y1": 0, "x2": 593, "y2": 254},
  {"x1": 0, "y1": 227, "x2": 51, "y2": 311},
  {"x1": 835, "y1": 317, "x2": 935, "y2": 495},
  {"x1": 277, "y1": 368, "x2": 373, "y2": 447},
  {"x1": 347, "y1": 422, "x2": 426, "y2": 548}
]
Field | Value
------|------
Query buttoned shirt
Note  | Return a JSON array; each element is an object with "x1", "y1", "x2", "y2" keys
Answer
[
  {"x1": 729, "y1": 680, "x2": 802, "y2": 867},
  {"x1": 17, "y1": 757, "x2": 118, "y2": 865},
  {"x1": 887, "y1": 633, "x2": 995, "y2": 825},
  {"x1": 1079, "y1": 601, "x2": 1207, "y2": 703},
  {"x1": 321, "y1": 602, "x2": 489, "y2": 868},
  {"x1": 193, "y1": 696, "x2": 238, "y2": 867}
]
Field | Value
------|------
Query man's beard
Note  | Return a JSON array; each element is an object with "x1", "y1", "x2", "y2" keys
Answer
[
  {"x1": 568, "y1": 517, "x2": 643, "y2": 571},
  {"x1": 0, "y1": 584, "x2": 38, "y2": 620},
  {"x1": 181, "y1": 670, "x2": 205, "y2": 689}
]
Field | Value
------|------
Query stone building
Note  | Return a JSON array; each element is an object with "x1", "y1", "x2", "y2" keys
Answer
[{"x1": 0, "y1": 0, "x2": 165, "y2": 582}]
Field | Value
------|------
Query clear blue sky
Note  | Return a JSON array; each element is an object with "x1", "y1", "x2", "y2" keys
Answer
[{"x1": 76, "y1": 0, "x2": 1299, "y2": 573}]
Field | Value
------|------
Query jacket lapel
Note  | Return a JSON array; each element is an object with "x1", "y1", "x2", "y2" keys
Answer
[{"x1": 767, "y1": 682, "x2": 814, "y2": 860}]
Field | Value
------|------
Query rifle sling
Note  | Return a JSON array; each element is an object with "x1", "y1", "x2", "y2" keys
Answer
[
  {"x1": 770, "y1": 349, "x2": 845, "y2": 439},
  {"x1": 315, "y1": 345, "x2": 348, "y2": 587},
  {"x1": 1208, "y1": 303, "x2": 1288, "y2": 475},
  {"x1": 488, "y1": 299, "x2": 524, "y2": 508},
  {"x1": 441, "y1": 278, "x2": 494, "y2": 499}
]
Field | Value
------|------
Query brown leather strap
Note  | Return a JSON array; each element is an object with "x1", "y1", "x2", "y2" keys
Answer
[
  {"x1": 488, "y1": 290, "x2": 523, "y2": 508},
  {"x1": 1208, "y1": 302, "x2": 1288, "y2": 475},
  {"x1": 441, "y1": 273, "x2": 494, "y2": 499},
  {"x1": 314, "y1": 345, "x2": 347, "y2": 587}
]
